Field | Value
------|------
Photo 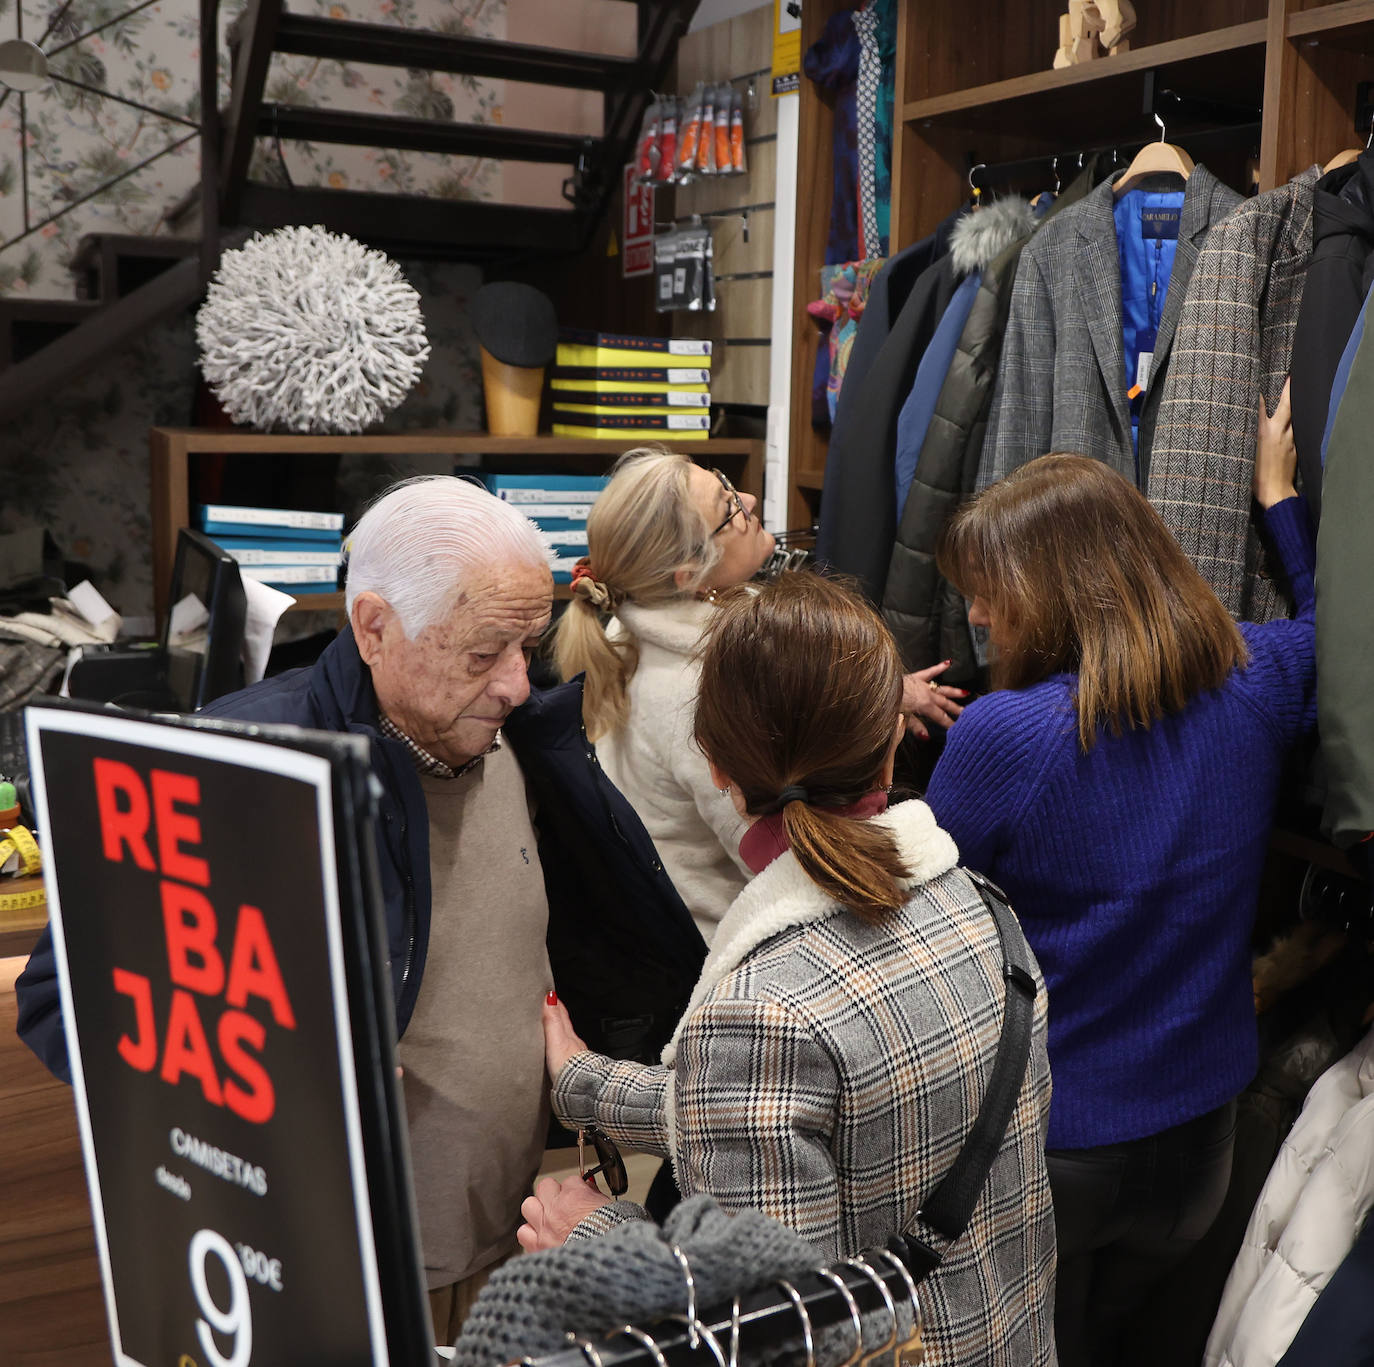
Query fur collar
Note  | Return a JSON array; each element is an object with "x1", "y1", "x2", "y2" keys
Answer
[
  {"x1": 949, "y1": 197, "x2": 1039, "y2": 276},
  {"x1": 613, "y1": 598, "x2": 714, "y2": 658},
  {"x1": 661, "y1": 800, "x2": 959, "y2": 1065}
]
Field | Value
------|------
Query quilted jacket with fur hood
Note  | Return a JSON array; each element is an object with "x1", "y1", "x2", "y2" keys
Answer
[{"x1": 881, "y1": 160, "x2": 1107, "y2": 682}]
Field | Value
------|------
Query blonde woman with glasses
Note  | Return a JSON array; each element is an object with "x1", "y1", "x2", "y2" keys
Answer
[
  {"x1": 554, "y1": 446, "x2": 965, "y2": 942},
  {"x1": 553, "y1": 448, "x2": 777, "y2": 939}
]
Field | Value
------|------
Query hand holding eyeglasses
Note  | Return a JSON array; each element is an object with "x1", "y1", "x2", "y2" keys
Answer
[{"x1": 516, "y1": 1174, "x2": 612, "y2": 1253}]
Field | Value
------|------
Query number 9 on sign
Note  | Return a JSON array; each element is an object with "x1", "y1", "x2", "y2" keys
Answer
[{"x1": 189, "y1": 1228, "x2": 253, "y2": 1367}]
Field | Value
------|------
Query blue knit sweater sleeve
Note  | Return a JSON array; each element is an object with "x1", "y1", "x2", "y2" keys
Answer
[
  {"x1": 1236, "y1": 495, "x2": 1317, "y2": 746},
  {"x1": 924, "y1": 689, "x2": 1058, "y2": 875}
]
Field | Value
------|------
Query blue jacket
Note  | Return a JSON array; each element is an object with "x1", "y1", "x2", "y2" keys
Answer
[{"x1": 16, "y1": 629, "x2": 707, "y2": 1082}]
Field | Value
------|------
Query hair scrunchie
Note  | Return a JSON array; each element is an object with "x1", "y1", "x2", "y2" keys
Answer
[
  {"x1": 570, "y1": 559, "x2": 613, "y2": 611},
  {"x1": 765, "y1": 784, "x2": 810, "y2": 814}
]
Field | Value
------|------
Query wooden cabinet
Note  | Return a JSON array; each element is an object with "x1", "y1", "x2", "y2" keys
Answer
[
  {"x1": 149, "y1": 428, "x2": 765, "y2": 623},
  {"x1": 788, "y1": 0, "x2": 1374, "y2": 519}
]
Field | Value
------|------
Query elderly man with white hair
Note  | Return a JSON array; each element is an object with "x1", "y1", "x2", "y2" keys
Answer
[{"x1": 16, "y1": 476, "x2": 706, "y2": 1342}]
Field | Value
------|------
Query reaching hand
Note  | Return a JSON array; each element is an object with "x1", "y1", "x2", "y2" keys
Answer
[
  {"x1": 516, "y1": 1174, "x2": 611, "y2": 1252},
  {"x1": 901, "y1": 661, "x2": 968, "y2": 739},
  {"x1": 1255, "y1": 378, "x2": 1299, "y2": 509},
  {"x1": 541, "y1": 992, "x2": 589, "y2": 1083}
]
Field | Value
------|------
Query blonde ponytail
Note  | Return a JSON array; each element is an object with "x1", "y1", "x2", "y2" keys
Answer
[
  {"x1": 553, "y1": 593, "x2": 639, "y2": 739},
  {"x1": 552, "y1": 446, "x2": 719, "y2": 741}
]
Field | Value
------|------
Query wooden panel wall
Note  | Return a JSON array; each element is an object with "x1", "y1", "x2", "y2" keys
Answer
[
  {"x1": 0, "y1": 956, "x2": 109, "y2": 1367},
  {"x1": 673, "y1": 4, "x2": 777, "y2": 405}
]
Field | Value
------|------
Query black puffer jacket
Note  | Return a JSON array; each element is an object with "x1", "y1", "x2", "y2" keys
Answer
[
  {"x1": 881, "y1": 160, "x2": 1108, "y2": 683},
  {"x1": 1290, "y1": 151, "x2": 1374, "y2": 519}
]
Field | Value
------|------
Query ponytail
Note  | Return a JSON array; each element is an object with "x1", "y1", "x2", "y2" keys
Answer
[
  {"x1": 782, "y1": 800, "x2": 908, "y2": 923},
  {"x1": 552, "y1": 593, "x2": 639, "y2": 742},
  {"x1": 551, "y1": 445, "x2": 719, "y2": 742}
]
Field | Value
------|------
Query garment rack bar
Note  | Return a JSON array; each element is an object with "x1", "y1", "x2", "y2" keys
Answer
[{"x1": 526, "y1": 1247, "x2": 921, "y2": 1367}]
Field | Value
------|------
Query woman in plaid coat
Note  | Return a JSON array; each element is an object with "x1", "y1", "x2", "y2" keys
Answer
[{"x1": 523, "y1": 573, "x2": 1057, "y2": 1367}]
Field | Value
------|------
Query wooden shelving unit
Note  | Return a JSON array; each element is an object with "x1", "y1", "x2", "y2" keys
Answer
[
  {"x1": 787, "y1": 0, "x2": 1374, "y2": 527},
  {"x1": 149, "y1": 428, "x2": 765, "y2": 622}
]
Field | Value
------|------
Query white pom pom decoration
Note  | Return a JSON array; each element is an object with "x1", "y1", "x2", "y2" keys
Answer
[{"x1": 196, "y1": 225, "x2": 432, "y2": 434}]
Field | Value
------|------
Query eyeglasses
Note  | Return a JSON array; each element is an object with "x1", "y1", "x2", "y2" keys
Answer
[
  {"x1": 708, "y1": 468, "x2": 750, "y2": 537},
  {"x1": 577, "y1": 1126, "x2": 628, "y2": 1198}
]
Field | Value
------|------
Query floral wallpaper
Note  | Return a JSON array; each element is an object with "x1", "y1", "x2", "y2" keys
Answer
[{"x1": 0, "y1": 0, "x2": 626, "y2": 298}]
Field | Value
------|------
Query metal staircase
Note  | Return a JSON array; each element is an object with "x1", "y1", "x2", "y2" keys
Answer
[{"x1": 0, "y1": 0, "x2": 697, "y2": 424}]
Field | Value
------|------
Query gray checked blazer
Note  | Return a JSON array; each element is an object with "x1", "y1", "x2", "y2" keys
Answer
[
  {"x1": 1148, "y1": 167, "x2": 1321, "y2": 623},
  {"x1": 553, "y1": 800, "x2": 1056, "y2": 1367},
  {"x1": 980, "y1": 165, "x2": 1242, "y2": 490}
]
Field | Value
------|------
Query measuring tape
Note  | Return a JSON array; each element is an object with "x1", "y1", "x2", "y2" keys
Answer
[
  {"x1": 0, "y1": 882, "x2": 45, "y2": 913},
  {"x1": 0, "y1": 825, "x2": 42, "y2": 876},
  {"x1": 0, "y1": 824, "x2": 45, "y2": 914}
]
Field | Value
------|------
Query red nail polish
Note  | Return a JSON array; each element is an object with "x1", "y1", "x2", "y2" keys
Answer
[{"x1": 545, "y1": 990, "x2": 558, "y2": 1006}]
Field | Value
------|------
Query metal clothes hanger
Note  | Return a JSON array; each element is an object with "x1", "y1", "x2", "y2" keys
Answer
[
  {"x1": 843, "y1": 1259, "x2": 899, "y2": 1367},
  {"x1": 871, "y1": 1248, "x2": 924, "y2": 1361},
  {"x1": 609, "y1": 1325, "x2": 670, "y2": 1367},
  {"x1": 563, "y1": 1335, "x2": 606, "y2": 1367},
  {"x1": 816, "y1": 1269, "x2": 866, "y2": 1367},
  {"x1": 669, "y1": 1245, "x2": 702, "y2": 1350},
  {"x1": 775, "y1": 1280, "x2": 816, "y2": 1367},
  {"x1": 969, "y1": 161, "x2": 986, "y2": 209},
  {"x1": 662, "y1": 1315, "x2": 727, "y2": 1367},
  {"x1": 1052, "y1": 154, "x2": 1062, "y2": 195},
  {"x1": 1114, "y1": 111, "x2": 1194, "y2": 195}
]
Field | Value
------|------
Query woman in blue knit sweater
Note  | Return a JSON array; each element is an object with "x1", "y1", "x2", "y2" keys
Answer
[{"x1": 923, "y1": 384, "x2": 1314, "y2": 1367}]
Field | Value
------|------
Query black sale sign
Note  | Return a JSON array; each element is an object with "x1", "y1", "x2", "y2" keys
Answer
[{"x1": 28, "y1": 706, "x2": 411, "y2": 1367}]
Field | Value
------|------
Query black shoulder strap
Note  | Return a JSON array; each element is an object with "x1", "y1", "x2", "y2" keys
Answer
[{"x1": 895, "y1": 868, "x2": 1039, "y2": 1283}]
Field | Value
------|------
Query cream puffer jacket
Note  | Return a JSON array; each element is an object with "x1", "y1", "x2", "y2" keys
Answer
[{"x1": 1205, "y1": 1026, "x2": 1374, "y2": 1367}]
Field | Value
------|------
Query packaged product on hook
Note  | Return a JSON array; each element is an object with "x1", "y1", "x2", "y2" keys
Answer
[
  {"x1": 697, "y1": 84, "x2": 718, "y2": 174},
  {"x1": 678, "y1": 84, "x2": 704, "y2": 179},
  {"x1": 714, "y1": 85, "x2": 734, "y2": 175},
  {"x1": 653, "y1": 224, "x2": 715, "y2": 312},
  {"x1": 730, "y1": 86, "x2": 747, "y2": 174},
  {"x1": 635, "y1": 98, "x2": 661, "y2": 182},
  {"x1": 655, "y1": 98, "x2": 679, "y2": 188}
]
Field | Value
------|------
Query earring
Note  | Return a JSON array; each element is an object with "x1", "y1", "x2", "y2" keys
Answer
[{"x1": 718, "y1": 785, "x2": 731, "y2": 797}]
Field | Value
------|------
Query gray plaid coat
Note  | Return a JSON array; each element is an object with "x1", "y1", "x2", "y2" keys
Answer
[
  {"x1": 980, "y1": 166, "x2": 1241, "y2": 490},
  {"x1": 1147, "y1": 167, "x2": 1321, "y2": 622},
  {"x1": 553, "y1": 800, "x2": 1056, "y2": 1367}
]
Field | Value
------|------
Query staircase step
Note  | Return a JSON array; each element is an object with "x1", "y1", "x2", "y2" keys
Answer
[
  {"x1": 256, "y1": 14, "x2": 640, "y2": 91},
  {"x1": 236, "y1": 182, "x2": 583, "y2": 257},
  {"x1": 70, "y1": 234, "x2": 199, "y2": 303},
  {"x1": 0, "y1": 256, "x2": 204, "y2": 423},
  {"x1": 256, "y1": 104, "x2": 594, "y2": 164},
  {"x1": 0, "y1": 299, "x2": 102, "y2": 366}
]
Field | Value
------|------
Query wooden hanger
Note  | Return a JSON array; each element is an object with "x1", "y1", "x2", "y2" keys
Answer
[
  {"x1": 1114, "y1": 114, "x2": 1194, "y2": 196},
  {"x1": 1324, "y1": 148, "x2": 1363, "y2": 173}
]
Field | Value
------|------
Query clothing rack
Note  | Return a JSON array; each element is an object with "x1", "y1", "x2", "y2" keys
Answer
[
  {"x1": 969, "y1": 76, "x2": 1262, "y2": 195},
  {"x1": 522, "y1": 1239, "x2": 925, "y2": 1367},
  {"x1": 968, "y1": 120, "x2": 1262, "y2": 195}
]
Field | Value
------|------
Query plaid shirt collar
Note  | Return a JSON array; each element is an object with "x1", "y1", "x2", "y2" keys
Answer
[{"x1": 377, "y1": 712, "x2": 499, "y2": 780}]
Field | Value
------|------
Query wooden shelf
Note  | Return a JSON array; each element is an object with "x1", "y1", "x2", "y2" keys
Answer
[
  {"x1": 150, "y1": 429, "x2": 765, "y2": 623},
  {"x1": 794, "y1": 470, "x2": 825, "y2": 492},
  {"x1": 150, "y1": 429, "x2": 765, "y2": 457},
  {"x1": 902, "y1": 21, "x2": 1267, "y2": 139},
  {"x1": 1288, "y1": 0, "x2": 1374, "y2": 43}
]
